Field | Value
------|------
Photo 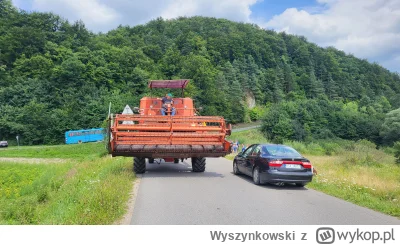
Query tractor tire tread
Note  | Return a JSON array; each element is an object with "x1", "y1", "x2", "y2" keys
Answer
[
  {"x1": 134, "y1": 157, "x2": 146, "y2": 174},
  {"x1": 192, "y1": 157, "x2": 206, "y2": 172}
]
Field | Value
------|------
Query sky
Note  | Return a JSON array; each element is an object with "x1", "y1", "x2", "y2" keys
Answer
[{"x1": 11, "y1": 0, "x2": 400, "y2": 73}]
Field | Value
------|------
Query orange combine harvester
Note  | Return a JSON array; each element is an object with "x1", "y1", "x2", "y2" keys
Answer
[{"x1": 108, "y1": 79, "x2": 232, "y2": 173}]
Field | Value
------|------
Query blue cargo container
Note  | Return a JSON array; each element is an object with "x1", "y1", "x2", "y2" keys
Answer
[{"x1": 65, "y1": 128, "x2": 104, "y2": 144}]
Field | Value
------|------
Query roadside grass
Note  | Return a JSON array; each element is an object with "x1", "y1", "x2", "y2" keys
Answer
[
  {"x1": 307, "y1": 152, "x2": 400, "y2": 218},
  {"x1": 231, "y1": 121, "x2": 262, "y2": 129},
  {"x1": 0, "y1": 154, "x2": 135, "y2": 224},
  {"x1": 227, "y1": 129, "x2": 268, "y2": 145},
  {"x1": 0, "y1": 142, "x2": 106, "y2": 160},
  {"x1": 225, "y1": 154, "x2": 235, "y2": 161},
  {"x1": 227, "y1": 129, "x2": 400, "y2": 218}
]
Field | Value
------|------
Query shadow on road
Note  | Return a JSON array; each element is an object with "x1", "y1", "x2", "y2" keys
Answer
[
  {"x1": 233, "y1": 172, "x2": 308, "y2": 191},
  {"x1": 140, "y1": 160, "x2": 224, "y2": 178}
]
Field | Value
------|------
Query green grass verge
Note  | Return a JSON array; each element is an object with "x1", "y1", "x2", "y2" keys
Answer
[
  {"x1": 307, "y1": 154, "x2": 400, "y2": 218},
  {"x1": 0, "y1": 143, "x2": 135, "y2": 224},
  {"x1": 227, "y1": 128, "x2": 268, "y2": 146},
  {"x1": 231, "y1": 121, "x2": 262, "y2": 129},
  {"x1": 227, "y1": 129, "x2": 400, "y2": 218},
  {"x1": 0, "y1": 142, "x2": 107, "y2": 160}
]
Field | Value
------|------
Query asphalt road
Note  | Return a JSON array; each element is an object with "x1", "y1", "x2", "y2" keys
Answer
[{"x1": 130, "y1": 157, "x2": 400, "y2": 225}]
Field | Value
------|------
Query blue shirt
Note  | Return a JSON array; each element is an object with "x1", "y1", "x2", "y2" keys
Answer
[{"x1": 162, "y1": 97, "x2": 173, "y2": 104}]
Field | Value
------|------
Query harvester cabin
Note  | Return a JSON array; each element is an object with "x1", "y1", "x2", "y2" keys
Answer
[{"x1": 141, "y1": 80, "x2": 194, "y2": 116}]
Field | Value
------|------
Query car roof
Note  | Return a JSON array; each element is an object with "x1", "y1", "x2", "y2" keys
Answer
[{"x1": 257, "y1": 143, "x2": 292, "y2": 147}]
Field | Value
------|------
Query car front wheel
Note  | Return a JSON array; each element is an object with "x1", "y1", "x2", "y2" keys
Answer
[
  {"x1": 233, "y1": 161, "x2": 240, "y2": 175},
  {"x1": 253, "y1": 167, "x2": 261, "y2": 185}
]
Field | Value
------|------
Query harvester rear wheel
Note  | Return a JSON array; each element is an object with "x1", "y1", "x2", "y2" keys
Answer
[
  {"x1": 148, "y1": 158, "x2": 154, "y2": 164},
  {"x1": 133, "y1": 157, "x2": 146, "y2": 174},
  {"x1": 174, "y1": 158, "x2": 179, "y2": 164},
  {"x1": 191, "y1": 157, "x2": 206, "y2": 172}
]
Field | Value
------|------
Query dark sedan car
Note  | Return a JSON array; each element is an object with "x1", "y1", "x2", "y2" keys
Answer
[{"x1": 233, "y1": 144, "x2": 313, "y2": 186}]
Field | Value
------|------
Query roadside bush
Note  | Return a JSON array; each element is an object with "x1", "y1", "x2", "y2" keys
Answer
[
  {"x1": 319, "y1": 141, "x2": 342, "y2": 155},
  {"x1": 355, "y1": 139, "x2": 377, "y2": 149},
  {"x1": 394, "y1": 142, "x2": 400, "y2": 164},
  {"x1": 337, "y1": 139, "x2": 396, "y2": 167},
  {"x1": 306, "y1": 142, "x2": 325, "y2": 155},
  {"x1": 340, "y1": 151, "x2": 381, "y2": 167},
  {"x1": 284, "y1": 141, "x2": 327, "y2": 156},
  {"x1": 381, "y1": 146, "x2": 396, "y2": 155},
  {"x1": 249, "y1": 106, "x2": 264, "y2": 121}
]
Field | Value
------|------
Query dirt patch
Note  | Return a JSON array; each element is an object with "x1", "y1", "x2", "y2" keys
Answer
[
  {"x1": 65, "y1": 168, "x2": 78, "y2": 179},
  {"x1": 0, "y1": 157, "x2": 67, "y2": 164}
]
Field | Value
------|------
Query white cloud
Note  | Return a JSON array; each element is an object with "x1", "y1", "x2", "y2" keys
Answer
[
  {"x1": 265, "y1": 0, "x2": 400, "y2": 72},
  {"x1": 30, "y1": 0, "x2": 120, "y2": 31},
  {"x1": 160, "y1": 0, "x2": 258, "y2": 22},
  {"x1": 13, "y1": 0, "x2": 259, "y2": 32}
]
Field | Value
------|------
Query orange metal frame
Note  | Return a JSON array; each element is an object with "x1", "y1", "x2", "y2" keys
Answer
[
  {"x1": 109, "y1": 114, "x2": 231, "y2": 157},
  {"x1": 111, "y1": 114, "x2": 229, "y2": 144}
]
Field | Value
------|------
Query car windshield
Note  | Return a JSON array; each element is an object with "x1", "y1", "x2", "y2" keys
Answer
[{"x1": 262, "y1": 145, "x2": 301, "y2": 157}]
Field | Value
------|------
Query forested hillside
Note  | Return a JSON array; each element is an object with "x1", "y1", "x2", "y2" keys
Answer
[{"x1": 1, "y1": 0, "x2": 399, "y2": 145}]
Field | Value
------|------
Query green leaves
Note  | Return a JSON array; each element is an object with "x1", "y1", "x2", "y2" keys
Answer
[
  {"x1": 394, "y1": 142, "x2": 400, "y2": 163},
  {"x1": 380, "y1": 108, "x2": 400, "y2": 145},
  {"x1": 261, "y1": 99, "x2": 384, "y2": 144}
]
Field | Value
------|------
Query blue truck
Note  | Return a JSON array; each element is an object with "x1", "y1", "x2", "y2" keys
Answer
[{"x1": 65, "y1": 128, "x2": 104, "y2": 144}]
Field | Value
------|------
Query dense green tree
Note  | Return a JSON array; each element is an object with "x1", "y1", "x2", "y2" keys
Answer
[{"x1": 380, "y1": 108, "x2": 400, "y2": 145}]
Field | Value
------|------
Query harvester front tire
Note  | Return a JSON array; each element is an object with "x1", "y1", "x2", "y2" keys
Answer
[
  {"x1": 134, "y1": 157, "x2": 146, "y2": 174},
  {"x1": 192, "y1": 157, "x2": 206, "y2": 172}
]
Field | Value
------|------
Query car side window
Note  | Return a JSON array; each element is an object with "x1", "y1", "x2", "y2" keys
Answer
[
  {"x1": 251, "y1": 145, "x2": 262, "y2": 156},
  {"x1": 242, "y1": 145, "x2": 256, "y2": 158}
]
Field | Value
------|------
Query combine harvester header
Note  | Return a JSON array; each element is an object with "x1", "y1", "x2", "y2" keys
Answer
[{"x1": 107, "y1": 79, "x2": 232, "y2": 173}]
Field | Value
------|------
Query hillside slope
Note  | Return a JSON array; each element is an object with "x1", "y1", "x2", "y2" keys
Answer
[{"x1": 0, "y1": 0, "x2": 399, "y2": 145}]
